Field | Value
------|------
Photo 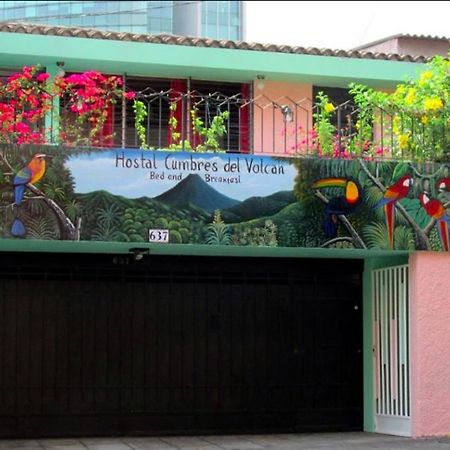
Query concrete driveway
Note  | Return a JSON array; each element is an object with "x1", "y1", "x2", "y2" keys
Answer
[{"x1": 1, "y1": 433, "x2": 450, "y2": 450}]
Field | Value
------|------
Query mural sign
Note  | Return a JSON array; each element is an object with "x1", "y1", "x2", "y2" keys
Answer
[{"x1": 0, "y1": 146, "x2": 449, "y2": 251}]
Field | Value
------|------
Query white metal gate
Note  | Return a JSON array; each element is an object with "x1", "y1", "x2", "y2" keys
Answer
[{"x1": 372, "y1": 265, "x2": 410, "y2": 436}]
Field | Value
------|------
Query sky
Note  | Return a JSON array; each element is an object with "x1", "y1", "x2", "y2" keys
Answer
[{"x1": 244, "y1": 1, "x2": 450, "y2": 50}]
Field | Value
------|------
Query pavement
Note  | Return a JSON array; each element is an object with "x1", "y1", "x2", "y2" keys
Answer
[{"x1": 1, "y1": 433, "x2": 450, "y2": 450}]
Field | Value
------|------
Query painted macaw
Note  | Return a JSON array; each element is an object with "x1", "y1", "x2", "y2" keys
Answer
[
  {"x1": 437, "y1": 177, "x2": 450, "y2": 192},
  {"x1": 419, "y1": 191, "x2": 450, "y2": 251},
  {"x1": 11, "y1": 153, "x2": 51, "y2": 237},
  {"x1": 311, "y1": 177, "x2": 362, "y2": 239},
  {"x1": 375, "y1": 174, "x2": 413, "y2": 249}
]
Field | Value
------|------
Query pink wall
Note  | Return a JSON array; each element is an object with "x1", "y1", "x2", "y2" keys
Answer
[
  {"x1": 397, "y1": 38, "x2": 450, "y2": 59},
  {"x1": 252, "y1": 81, "x2": 312, "y2": 155},
  {"x1": 361, "y1": 40, "x2": 400, "y2": 55},
  {"x1": 410, "y1": 252, "x2": 450, "y2": 437},
  {"x1": 360, "y1": 37, "x2": 449, "y2": 58}
]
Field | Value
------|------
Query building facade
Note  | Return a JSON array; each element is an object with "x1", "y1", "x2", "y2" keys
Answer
[
  {"x1": 353, "y1": 33, "x2": 450, "y2": 59},
  {"x1": 0, "y1": 0, "x2": 244, "y2": 40},
  {"x1": 0, "y1": 22, "x2": 449, "y2": 440}
]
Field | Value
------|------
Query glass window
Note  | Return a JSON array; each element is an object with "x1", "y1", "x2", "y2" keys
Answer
[
  {"x1": 230, "y1": 15, "x2": 240, "y2": 26},
  {"x1": 149, "y1": 18, "x2": 163, "y2": 31},
  {"x1": 206, "y1": 10, "x2": 216, "y2": 24},
  {"x1": 120, "y1": 13, "x2": 133, "y2": 25},
  {"x1": 219, "y1": 24, "x2": 228, "y2": 38},
  {"x1": 218, "y1": 1, "x2": 229, "y2": 13},
  {"x1": 133, "y1": 13, "x2": 146, "y2": 26},
  {"x1": 230, "y1": 1, "x2": 239, "y2": 13},
  {"x1": 159, "y1": 2, "x2": 172, "y2": 18},
  {"x1": 229, "y1": 25, "x2": 239, "y2": 40},
  {"x1": 71, "y1": 4, "x2": 82, "y2": 13},
  {"x1": 219, "y1": 11, "x2": 228, "y2": 25}
]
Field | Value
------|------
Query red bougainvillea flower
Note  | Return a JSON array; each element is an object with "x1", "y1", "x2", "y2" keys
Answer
[
  {"x1": 124, "y1": 91, "x2": 136, "y2": 100},
  {"x1": 36, "y1": 72, "x2": 50, "y2": 82},
  {"x1": 1, "y1": 65, "x2": 125, "y2": 146}
]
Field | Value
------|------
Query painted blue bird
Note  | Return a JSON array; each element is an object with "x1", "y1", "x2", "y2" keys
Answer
[{"x1": 11, "y1": 153, "x2": 52, "y2": 237}]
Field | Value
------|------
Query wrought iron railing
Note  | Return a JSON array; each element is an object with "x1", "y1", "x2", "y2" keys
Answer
[{"x1": 2, "y1": 86, "x2": 449, "y2": 161}]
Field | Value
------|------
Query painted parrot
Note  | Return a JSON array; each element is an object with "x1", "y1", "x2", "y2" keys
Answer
[
  {"x1": 437, "y1": 177, "x2": 450, "y2": 192},
  {"x1": 11, "y1": 153, "x2": 52, "y2": 237},
  {"x1": 419, "y1": 191, "x2": 450, "y2": 251},
  {"x1": 375, "y1": 174, "x2": 413, "y2": 249},
  {"x1": 311, "y1": 177, "x2": 362, "y2": 239}
]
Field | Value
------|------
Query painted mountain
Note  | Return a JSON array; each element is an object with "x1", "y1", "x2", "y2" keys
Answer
[
  {"x1": 154, "y1": 173, "x2": 239, "y2": 212},
  {"x1": 222, "y1": 190, "x2": 296, "y2": 222}
]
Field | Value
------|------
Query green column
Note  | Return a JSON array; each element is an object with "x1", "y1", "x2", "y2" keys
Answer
[
  {"x1": 363, "y1": 257, "x2": 375, "y2": 432},
  {"x1": 44, "y1": 62, "x2": 61, "y2": 143}
]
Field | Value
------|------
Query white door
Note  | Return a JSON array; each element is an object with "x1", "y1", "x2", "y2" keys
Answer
[{"x1": 372, "y1": 265, "x2": 411, "y2": 436}]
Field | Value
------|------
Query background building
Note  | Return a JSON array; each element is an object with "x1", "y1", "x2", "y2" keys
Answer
[
  {"x1": 0, "y1": 0, "x2": 244, "y2": 40},
  {"x1": 353, "y1": 33, "x2": 450, "y2": 58}
]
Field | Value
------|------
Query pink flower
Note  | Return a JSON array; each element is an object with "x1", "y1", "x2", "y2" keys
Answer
[
  {"x1": 36, "y1": 73, "x2": 50, "y2": 82},
  {"x1": 15, "y1": 122, "x2": 30, "y2": 133},
  {"x1": 65, "y1": 74, "x2": 85, "y2": 84},
  {"x1": 123, "y1": 91, "x2": 136, "y2": 100}
]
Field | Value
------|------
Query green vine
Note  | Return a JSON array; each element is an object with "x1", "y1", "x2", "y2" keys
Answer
[
  {"x1": 313, "y1": 92, "x2": 336, "y2": 155},
  {"x1": 167, "y1": 101, "x2": 193, "y2": 151},
  {"x1": 133, "y1": 99, "x2": 149, "y2": 149},
  {"x1": 191, "y1": 107, "x2": 230, "y2": 152}
]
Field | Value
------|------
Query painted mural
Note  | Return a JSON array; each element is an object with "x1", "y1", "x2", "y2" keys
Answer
[{"x1": 0, "y1": 146, "x2": 449, "y2": 251}]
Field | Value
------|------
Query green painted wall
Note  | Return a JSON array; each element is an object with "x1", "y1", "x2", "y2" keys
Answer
[
  {"x1": 0, "y1": 239, "x2": 409, "y2": 259},
  {"x1": 0, "y1": 31, "x2": 424, "y2": 88}
]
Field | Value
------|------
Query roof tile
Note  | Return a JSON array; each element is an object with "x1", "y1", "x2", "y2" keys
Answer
[{"x1": 0, "y1": 22, "x2": 434, "y2": 63}]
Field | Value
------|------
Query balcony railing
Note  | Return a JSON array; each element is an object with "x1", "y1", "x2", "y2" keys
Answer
[
  {"x1": 84, "y1": 89, "x2": 450, "y2": 162},
  {"x1": 3, "y1": 86, "x2": 450, "y2": 161}
]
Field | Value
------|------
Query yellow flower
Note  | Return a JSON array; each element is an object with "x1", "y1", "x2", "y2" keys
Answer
[
  {"x1": 421, "y1": 115, "x2": 429, "y2": 125},
  {"x1": 394, "y1": 85, "x2": 406, "y2": 97},
  {"x1": 405, "y1": 88, "x2": 416, "y2": 106},
  {"x1": 419, "y1": 71, "x2": 433, "y2": 87},
  {"x1": 324, "y1": 102, "x2": 335, "y2": 113},
  {"x1": 398, "y1": 133, "x2": 410, "y2": 149},
  {"x1": 393, "y1": 116, "x2": 401, "y2": 134},
  {"x1": 423, "y1": 97, "x2": 443, "y2": 111}
]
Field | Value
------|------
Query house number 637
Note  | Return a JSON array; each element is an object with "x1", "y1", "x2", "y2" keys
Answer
[{"x1": 149, "y1": 229, "x2": 169, "y2": 243}]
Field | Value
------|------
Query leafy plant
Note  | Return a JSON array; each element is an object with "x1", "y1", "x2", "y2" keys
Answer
[
  {"x1": 312, "y1": 91, "x2": 336, "y2": 156},
  {"x1": 347, "y1": 54, "x2": 450, "y2": 161},
  {"x1": 26, "y1": 216, "x2": 59, "y2": 240},
  {"x1": 91, "y1": 204, "x2": 121, "y2": 241},
  {"x1": 205, "y1": 209, "x2": 232, "y2": 245},
  {"x1": 363, "y1": 222, "x2": 415, "y2": 250},
  {"x1": 231, "y1": 219, "x2": 278, "y2": 247},
  {"x1": 133, "y1": 99, "x2": 149, "y2": 149},
  {"x1": 191, "y1": 107, "x2": 230, "y2": 152}
]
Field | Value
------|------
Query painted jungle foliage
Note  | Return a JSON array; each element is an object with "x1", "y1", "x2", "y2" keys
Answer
[{"x1": 0, "y1": 145, "x2": 449, "y2": 251}]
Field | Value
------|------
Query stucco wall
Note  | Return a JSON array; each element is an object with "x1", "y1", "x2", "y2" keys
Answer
[
  {"x1": 252, "y1": 81, "x2": 312, "y2": 155},
  {"x1": 361, "y1": 41, "x2": 401, "y2": 55},
  {"x1": 398, "y1": 38, "x2": 450, "y2": 58},
  {"x1": 410, "y1": 251, "x2": 450, "y2": 437},
  {"x1": 360, "y1": 37, "x2": 449, "y2": 59}
]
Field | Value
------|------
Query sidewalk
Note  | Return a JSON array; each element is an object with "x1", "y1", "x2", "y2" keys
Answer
[{"x1": 2, "y1": 433, "x2": 450, "y2": 450}]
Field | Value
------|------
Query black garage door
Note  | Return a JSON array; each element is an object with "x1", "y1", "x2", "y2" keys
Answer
[{"x1": 0, "y1": 252, "x2": 363, "y2": 438}]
